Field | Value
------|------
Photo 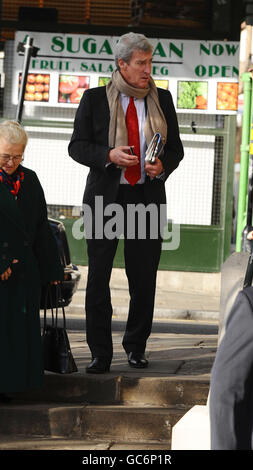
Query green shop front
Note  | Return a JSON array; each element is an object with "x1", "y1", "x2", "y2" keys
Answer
[{"x1": 4, "y1": 32, "x2": 239, "y2": 273}]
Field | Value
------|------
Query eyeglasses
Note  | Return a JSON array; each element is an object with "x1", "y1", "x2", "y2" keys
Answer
[{"x1": 0, "y1": 154, "x2": 23, "y2": 163}]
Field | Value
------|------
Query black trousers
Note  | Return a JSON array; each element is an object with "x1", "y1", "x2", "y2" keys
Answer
[{"x1": 85, "y1": 184, "x2": 162, "y2": 360}]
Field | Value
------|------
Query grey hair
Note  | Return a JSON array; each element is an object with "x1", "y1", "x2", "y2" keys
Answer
[
  {"x1": 114, "y1": 32, "x2": 153, "y2": 70},
  {"x1": 0, "y1": 120, "x2": 28, "y2": 148}
]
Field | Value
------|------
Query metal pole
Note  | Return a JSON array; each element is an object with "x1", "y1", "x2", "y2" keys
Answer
[
  {"x1": 236, "y1": 72, "x2": 252, "y2": 251},
  {"x1": 16, "y1": 36, "x2": 34, "y2": 123}
]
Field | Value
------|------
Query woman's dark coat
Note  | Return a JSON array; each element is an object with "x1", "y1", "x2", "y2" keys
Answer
[{"x1": 0, "y1": 166, "x2": 64, "y2": 393}]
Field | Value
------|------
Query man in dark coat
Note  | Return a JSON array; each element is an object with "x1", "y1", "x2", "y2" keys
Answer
[
  {"x1": 210, "y1": 286, "x2": 253, "y2": 449},
  {"x1": 69, "y1": 32, "x2": 184, "y2": 373},
  {"x1": 0, "y1": 120, "x2": 64, "y2": 396}
]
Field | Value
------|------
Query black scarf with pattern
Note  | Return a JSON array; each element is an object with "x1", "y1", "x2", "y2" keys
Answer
[{"x1": 0, "y1": 166, "x2": 24, "y2": 198}]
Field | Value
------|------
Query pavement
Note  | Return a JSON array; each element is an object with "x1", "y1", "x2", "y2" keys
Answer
[
  {"x1": 67, "y1": 265, "x2": 221, "y2": 322},
  {"x1": 55, "y1": 265, "x2": 220, "y2": 378},
  {"x1": 0, "y1": 266, "x2": 220, "y2": 451},
  {"x1": 61, "y1": 265, "x2": 219, "y2": 371}
]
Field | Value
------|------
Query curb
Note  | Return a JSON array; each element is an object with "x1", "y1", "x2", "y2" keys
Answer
[
  {"x1": 65, "y1": 305, "x2": 219, "y2": 322},
  {"x1": 40, "y1": 311, "x2": 219, "y2": 334}
]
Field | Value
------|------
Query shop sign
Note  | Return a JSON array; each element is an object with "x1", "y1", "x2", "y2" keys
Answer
[{"x1": 12, "y1": 31, "x2": 240, "y2": 114}]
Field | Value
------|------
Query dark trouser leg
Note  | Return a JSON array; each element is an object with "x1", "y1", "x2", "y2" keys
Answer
[
  {"x1": 122, "y1": 236, "x2": 162, "y2": 354},
  {"x1": 119, "y1": 184, "x2": 162, "y2": 354},
  {"x1": 85, "y1": 237, "x2": 119, "y2": 360}
]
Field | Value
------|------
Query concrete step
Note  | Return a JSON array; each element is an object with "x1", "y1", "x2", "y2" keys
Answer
[
  {"x1": 2, "y1": 375, "x2": 208, "y2": 449},
  {"x1": 0, "y1": 436, "x2": 171, "y2": 450},
  {"x1": 0, "y1": 403, "x2": 187, "y2": 447},
  {"x1": 14, "y1": 374, "x2": 210, "y2": 407}
]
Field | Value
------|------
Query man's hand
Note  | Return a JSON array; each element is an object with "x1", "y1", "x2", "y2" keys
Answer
[
  {"x1": 0, "y1": 259, "x2": 19, "y2": 281},
  {"x1": 108, "y1": 146, "x2": 139, "y2": 168},
  {"x1": 145, "y1": 157, "x2": 163, "y2": 179}
]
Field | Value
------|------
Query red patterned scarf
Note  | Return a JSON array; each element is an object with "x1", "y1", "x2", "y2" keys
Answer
[{"x1": 0, "y1": 166, "x2": 24, "y2": 198}]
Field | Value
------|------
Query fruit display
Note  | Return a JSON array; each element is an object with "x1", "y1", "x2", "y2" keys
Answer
[
  {"x1": 58, "y1": 75, "x2": 89, "y2": 103},
  {"x1": 20, "y1": 73, "x2": 50, "y2": 102},
  {"x1": 154, "y1": 80, "x2": 169, "y2": 90},
  {"x1": 98, "y1": 77, "x2": 110, "y2": 87},
  {"x1": 216, "y1": 82, "x2": 238, "y2": 111},
  {"x1": 177, "y1": 81, "x2": 208, "y2": 109},
  {"x1": 18, "y1": 71, "x2": 239, "y2": 113}
]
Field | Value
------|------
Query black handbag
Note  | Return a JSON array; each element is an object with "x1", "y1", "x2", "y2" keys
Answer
[{"x1": 42, "y1": 284, "x2": 78, "y2": 374}]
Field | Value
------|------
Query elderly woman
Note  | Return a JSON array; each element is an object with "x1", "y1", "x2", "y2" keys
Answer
[{"x1": 0, "y1": 120, "x2": 64, "y2": 401}]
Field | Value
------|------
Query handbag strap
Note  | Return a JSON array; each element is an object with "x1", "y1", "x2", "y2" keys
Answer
[
  {"x1": 55, "y1": 283, "x2": 66, "y2": 329},
  {"x1": 43, "y1": 284, "x2": 55, "y2": 332},
  {"x1": 43, "y1": 283, "x2": 66, "y2": 330}
]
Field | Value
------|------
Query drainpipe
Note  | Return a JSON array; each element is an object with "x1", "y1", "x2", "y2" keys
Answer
[{"x1": 236, "y1": 72, "x2": 252, "y2": 251}]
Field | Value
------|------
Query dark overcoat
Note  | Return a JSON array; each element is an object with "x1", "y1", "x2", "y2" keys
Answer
[{"x1": 0, "y1": 166, "x2": 64, "y2": 393}]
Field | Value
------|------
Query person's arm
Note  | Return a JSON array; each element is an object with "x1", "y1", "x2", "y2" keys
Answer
[
  {"x1": 0, "y1": 259, "x2": 18, "y2": 281},
  {"x1": 68, "y1": 89, "x2": 112, "y2": 172},
  {"x1": 210, "y1": 289, "x2": 253, "y2": 449},
  {"x1": 31, "y1": 174, "x2": 64, "y2": 284},
  {"x1": 0, "y1": 235, "x2": 16, "y2": 281},
  {"x1": 69, "y1": 89, "x2": 139, "y2": 172},
  {"x1": 157, "y1": 90, "x2": 184, "y2": 181},
  {"x1": 145, "y1": 157, "x2": 164, "y2": 179}
]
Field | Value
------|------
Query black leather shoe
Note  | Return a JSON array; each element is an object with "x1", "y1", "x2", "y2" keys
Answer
[
  {"x1": 86, "y1": 357, "x2": 111, "y2": 374},
  {"x1": 128, "y1": 352, "x2": 149, "y2": 368}
]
